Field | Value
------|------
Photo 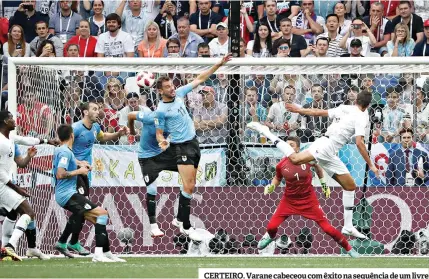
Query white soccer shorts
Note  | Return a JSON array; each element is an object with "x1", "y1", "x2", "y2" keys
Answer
[
  {"x1": 307, "y1": 136, "x2": 350, "y2": 178},
  {"x1": 0, "y1": 184, "x2": 26, "y2": 212}
]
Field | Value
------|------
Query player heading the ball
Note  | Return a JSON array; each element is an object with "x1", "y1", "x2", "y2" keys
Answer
[
  {"x1": 248, "y1": 90, "x2": 378, "y2": 239},
  {"x1": 154, "y1": 54, "x2": 232, "y2": 242}
]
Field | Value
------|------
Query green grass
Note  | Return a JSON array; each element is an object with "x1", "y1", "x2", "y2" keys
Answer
[{"x1": 1, "y1": 257, "x2": 428, "y2": 278}]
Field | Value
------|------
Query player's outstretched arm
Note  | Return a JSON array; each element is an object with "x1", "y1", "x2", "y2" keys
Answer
[
  {"x1": 190, "y1": 53, "x2": 232, "y2": 89},
  {"x1": 13, "y1": 135, "x2": 59, "y2": 146},
  {"x1": 285, "y1": 103, "x2": 329, "y2": 117},
  {"x1": 314, "y1": 164, "x2": 330, "y2": 198},
  {"x1": 355, "y1": 135, "x2": 380, "y2": 178},
  {"x1": 56, "y1": 167, "x2": 89, "y2": 180},
  {"x1": 97, "y1": 126, "x2": 129, "y2": 142},
  {"x1": 15, "y1": 146, "x2": 37, "y2": 168}
]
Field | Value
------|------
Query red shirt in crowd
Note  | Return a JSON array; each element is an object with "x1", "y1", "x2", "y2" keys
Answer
[
  {"x1": 371, "y1": 0, "x2": 400, "y2": 18},
  {"x1": 64, "y1": 35, "x2": 98, "y2": 57}
]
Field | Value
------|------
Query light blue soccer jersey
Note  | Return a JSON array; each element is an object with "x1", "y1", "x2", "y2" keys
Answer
[
  {"x1": 53, "y1": 145, "x2": 78, "y2": 207},
  {"x1": 136, "y1": 107, "x2": 166, "y2": 159},
  {"x1": 72, "y1": 120, "x2": 102, "y2": 165},
  {"x1": 155, "y1": 84, "x2": 195, "y2": 143}
]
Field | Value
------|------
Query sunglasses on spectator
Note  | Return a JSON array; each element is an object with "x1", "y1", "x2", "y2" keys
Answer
[{"x1": 279, "y1": 45, "x2": 289, "y2": 50}]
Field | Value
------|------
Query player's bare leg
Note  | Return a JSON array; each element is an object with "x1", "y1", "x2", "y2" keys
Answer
[
  {"x1": 333, "y1": 174, "x2": 367, "y2": 239},
  {"x1": 176, "y1": 165, "x2": 201, "y2": 242}
]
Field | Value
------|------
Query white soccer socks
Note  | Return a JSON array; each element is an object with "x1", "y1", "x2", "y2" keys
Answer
[
  {"x1": 1, "y1": 217, "x2": 16, "y2": 247},
  {"x1": 342, "y1": 190, "x2": 355, "y2": 229},
  {"x1": 8, "y1": 214, "x2": 31, "y2": 249}
]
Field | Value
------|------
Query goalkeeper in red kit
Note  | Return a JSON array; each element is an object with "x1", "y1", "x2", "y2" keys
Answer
[{"x1": 258, "y1": 136, "x2": 359, "y2": 258}]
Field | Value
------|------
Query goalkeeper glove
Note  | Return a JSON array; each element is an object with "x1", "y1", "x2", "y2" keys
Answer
[
  {"x1": 320, "y1": 177, "x2": 330, "y2": 198},
  {"x1": 264, "y1": 183, "x2": 276, "y2": 195}
]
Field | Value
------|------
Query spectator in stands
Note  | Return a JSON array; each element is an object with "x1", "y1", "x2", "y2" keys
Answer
[
  {"x1": 165, "y1": 17, "x2": 204, "y2": 57},
  {"x1": 0, "y1": 17, "x2": 8, "y2": 46},
  {"x1": 343, "y1": 85, "x2": 359, "y2": 105},
  {"x1": 118, "y1": 92, "x2": 145, "y2": 144},
  {"x1": 313, "y1": 0, "x2": 339, "y2": 19},
  {"x1": 415, "y1": 89, "x2": 429, "y2": 143},
  {"x1": 95, "y1": 13, "x2": 134, "y2": 57},
  {"x1": 142, "y1": 0, "x2": 161, "y2": 21},
  {"x1": 291, "y1": 0, "x2": 324, "y2": 45},
  {"x1": 49, "y1": 0, "x2": 83, "y2": 43},
  {"x1": 360, "y1": 73, "x2": 384, "y2": 107},
  {"x1": 3, "y1": 25, "x2": 31, "y2": 57},
  {"x1": 270, "y1": 74, "x2": 307, "y2": 105},
  {"x1": 241, "y1": 0, "x2": 264, "y2": 21},
  {"x1": 247, "y1": 23, "x2": 273, "y2": 57},
  {"x1": 275, "y1": 39, "x2": 291, "y2": 57},
  {"x1": 138, "y1": 21, "x2": 167, "y2": 58},
  {"x1": 386, "y1": 128, "x2": 429, "y2": 186},
  {"x1": 276, "y1": 1, "x2": 300, "y2": 21},
  {"x1": 304, "y1": 36, "x2": 329, "y2": 57},
  {"x1": 160, "y1": 0, "x2": 197, "y2": 18},
  {"x1": 272, "y1": 18, "x2": 307, "y2": 57},
  {"x1": 340, "y1": 38, "x2": 365, "y2": 57},
  {"x1": 387, "y1": 22, "x2": 415, "y2": 57},
  {"x1": 9, "y1": 0, "x2": 49, "y2": 43},
  {"x1": 212, "y1": 73, "x2": 228, "y2": 103},
  {"x1": 299, "y1": 84, "x2": 328, "y2": 143},
  {"x1": 327, "y1": 74, "x2": 347, "y2": 108},
  {"x1": 413, "y1": 19, "x2": 429, "y2": 56},
  {"x1": 237, "y1": 2, "x2": 254, "y2": 44},
  {"x1": 103, "y1": 77, "x2": 126, "y2": 132},
  {"x1": 193, "y1": 86, "x2": 228, "y2": 144},
  {"x1": 266, "y1": 85, "x2": 301, "y2": 138},
  {"x1": 339, "y1": 18, "x2": 376, "y2": 56},
  {"x1": 243, "y1": 86, "x2": 267, "y2": 142},
  {"x1": 155, "y1": 0, "x2": 178, "y2": 39},
  {"x1": 115, "y1": 0, "x2": 148, "y2": 51},
  {"x1": 35, "y1": 39, "x2": 57, "y2": 57},
  {"x1": 392, "y1": 0, "x2": 423, "y2": 44},
  {"x1": 61, "y1": 84, "x2": 82, "y2": 124},
  {"x1": 166, "y1": 37, "x2": 181, "y2": 58},
  {"x1": 64, "y1": 19, "x2": 97, "y2": 57},
  {"x1": 88, "y1": 0, "x2": 106, "y2": 37},
  {"x1": 245, "y1": 74, "x2": 272, "y2": 108},
  {"x1": 363, "y1": 1, "x2": 393, "y2": 56},
  {"x1": 197, "y1": 42, "x2": 211, "y2": 57},
  {"x1": 380, "y1": 91, "x2": 406, "y2": 143},
  {"x1": 189, "y1": 0, "x2": 222, "y2": 43},
  {"x1": 208, "y1": 22, "x2": 228, "y2": 57},
  {"x1": 345, "y1": 0, "x2": 370, "y2": 19},
  {"x1": 333, "y1": 2, "x2": 351, "y2": 36},
  {"x1": 240, "y1": 37, "x2": 248, "y2": 57},
  {"x1": 30, "y1": 21, "x2": 63, "y2": 57},
  {"x1": 317, "y1": 14, "x2": 348, "y2": 57},
  {"x1": 66, "y1": 43, "x2": 79, "y2": 56},
  {"x1": 371, "y1": 0, "x2": 405, "y2": 20},
  {"x1": 397, "y1": 74, "x2": 414, "y2": 105},
  {"x1": 259, "y1": 0, "x2": 281, "y2": 40}
]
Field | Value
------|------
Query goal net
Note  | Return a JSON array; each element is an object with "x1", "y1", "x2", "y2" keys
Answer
[{"x1": 3, "y1": 57, "x2": 429, "y2": 256}]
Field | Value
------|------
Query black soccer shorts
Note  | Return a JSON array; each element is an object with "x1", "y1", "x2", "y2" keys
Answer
[
  {"x1": 76, "y1": 173, "x2": 90, "y2": 197},
  {"x1": 170, "y1": 137, "x2": 201, "y2": 168},
  {"x1": 138, "y1": 147, "x2": 178, "y2": 186},
  {"x1": 63, "y1": 194, "x2": 98, "y2": 215}
]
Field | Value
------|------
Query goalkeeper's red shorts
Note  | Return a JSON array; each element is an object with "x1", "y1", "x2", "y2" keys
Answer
[{"x1": 271, "y1": 197, "x2": 327, "y2": 223}]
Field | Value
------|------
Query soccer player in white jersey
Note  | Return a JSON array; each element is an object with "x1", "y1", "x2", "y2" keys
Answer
[
  {"x1": 0, "y1": 111, "x2": 50, "y2": 261},
  {"x1": 247, "y1": 90, "x2": 379, "y2": 239}
]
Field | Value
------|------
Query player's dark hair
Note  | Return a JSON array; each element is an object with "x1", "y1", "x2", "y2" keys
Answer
[
  {"x1": 286, "y1": 136, "x2": 301, "y2": 148},
  {"x1": 399, "y1": 128, "x2": 414, "y2": 136},
  {"x1": 57, "y1": 124, "x2": 73, "y2": 142},
  {"x1": 356, "y1": 90, "x2": 372, "y2": 108},
  {"x1": 156, "y1": 76, "x2": 171, "y2": 90},
  {"x1": 106, "y1": 13, "x2": 121, "y2": 27},
  {"x1": 0, "y1": 110, "x2": 10, "y2": 128}
]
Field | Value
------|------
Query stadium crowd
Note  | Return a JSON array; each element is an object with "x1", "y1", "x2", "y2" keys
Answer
[{"x1": 0, "y1": 1, "x2": 428, "y2": 159}]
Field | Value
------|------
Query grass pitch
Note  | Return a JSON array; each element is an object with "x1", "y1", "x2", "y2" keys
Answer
[{"x1": 0, "y1": 257, "x2": 428, "y2": 278}]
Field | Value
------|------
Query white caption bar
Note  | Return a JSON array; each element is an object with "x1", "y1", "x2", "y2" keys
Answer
[{"x1": 199, "y1": 269, "x2": 429, "y2": 279}]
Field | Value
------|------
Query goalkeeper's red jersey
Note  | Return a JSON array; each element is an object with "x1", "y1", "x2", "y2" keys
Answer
[{"x1": 275, "y1": 157, "x2": 317, "y2": 203}]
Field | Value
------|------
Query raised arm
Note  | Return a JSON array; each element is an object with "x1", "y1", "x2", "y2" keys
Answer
[
  {"x1": 190, "y1": 54, "x2": 232, "y2": 89},
  {"x1": 355, "y1": 135, "x2": 379, "y2": 178},
  {"x1": 285, "y1": 103, "x2": 329, "y2": 117}
]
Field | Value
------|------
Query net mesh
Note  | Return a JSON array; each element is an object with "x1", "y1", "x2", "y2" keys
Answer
[{"x1": 2, "y1": 59, "x2": 429, "y2": 256}]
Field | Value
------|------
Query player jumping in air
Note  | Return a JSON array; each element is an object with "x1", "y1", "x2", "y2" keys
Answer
[
  {"x1": 154, "y1": 53, "x2": 232, "y2": 241},
  {"x1": 55, "y1": 102, "x2": 128, "y2": 257},
  {"x1": 53, "y1": 124, "x2": 125, "y2": 262},
  {"x1": 258, "y1": 136, "x2": 360, "y2": 258},
  {"x1": 248, "y1": 90, "x2": 379, "y2": 239},
  {"x1": 128, "y1": 107, "x2": 179, "y2": 237}
]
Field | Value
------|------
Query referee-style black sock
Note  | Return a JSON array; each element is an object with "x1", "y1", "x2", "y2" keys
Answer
[
  {"x1": 146, "y1": 193, "x2": 157, "y2": 224},
  {"x1": 69, "y1": 214, "x2": 85, "y2": 245},
  {"x1": 95, "y1": 224, "x2": 109, "y2": 252},
  {"x1": 25, "y1": 229, "x2": 37, "y2": 249},
  {"x1": 179, "y1": 193, "x2": 191, "y2": 230},
  {"x1": 58, "y1": 222, "x2": 73, "y2": 244}
]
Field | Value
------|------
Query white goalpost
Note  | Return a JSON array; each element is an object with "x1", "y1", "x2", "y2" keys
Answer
[{"x1": 4, "y1": 56, "x2": 429, "y2": 256}]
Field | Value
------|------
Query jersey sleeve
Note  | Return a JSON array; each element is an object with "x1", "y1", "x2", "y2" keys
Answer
[
  {"x1": 14, "y1": 144, "x2": 21, "y2": 158},
  {"x1": 327, "y1": 105, "x2": 343, "y2": 120},
  {"x1": 12, "y1": 135, "x2": 40, "y2": 145},
  {"x1": 57, "y1": 150, "x2": 72, "y2": 170},
  {"x1": 355, "y1": 113, "x2": 368, "y2": 137},
  {"x1": 0, "y1": 141, "x2": 11, "y2": 184},
  {"x1": 176, "y1": 84, "x2": 194, "y2": 98},
  {"x1": 154, "y1": 109, "x2": 166, "y2": 131}
]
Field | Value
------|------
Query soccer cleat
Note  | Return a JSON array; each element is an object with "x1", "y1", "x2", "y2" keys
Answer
[
  {"x1": 150, "y1": 224, "x2": 164, "y2": 238},
  {"x1": 92, "y1": 254, "x2": 115, "y2": 263},
  {"x1": 342, "y1": 227, "x2": 368, "y2": 239},
  {"x1": 258, "y1": 233, "x2": 274, "y2": 250},
  {"x1": 246, "y1": 122, "x2": 271, "y2": 136},
  {"x1": 54, "y1": 242, "x2": 75, "y2": 258},
  {"x1": 347, "y1": 248, "x2": 360, "y2": 258},
  {"x1": 172, "y1": 218, "x2": 183, "y2": 228},
  {"x1": 26, "y1": 248, "x2": 50, "y2": 260},
  {"x1": 4, "y1": 246, "x2": 22, "y2": 261},
  {"x1": 180, "y1": 227, "x2": 202, "y2": 242},
  {"x1": 68, "y1": 242, "x2": 91, "y2": 256},
  {"x1": 103, "y1": 251, "x2": 126, "y2": 262}
]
